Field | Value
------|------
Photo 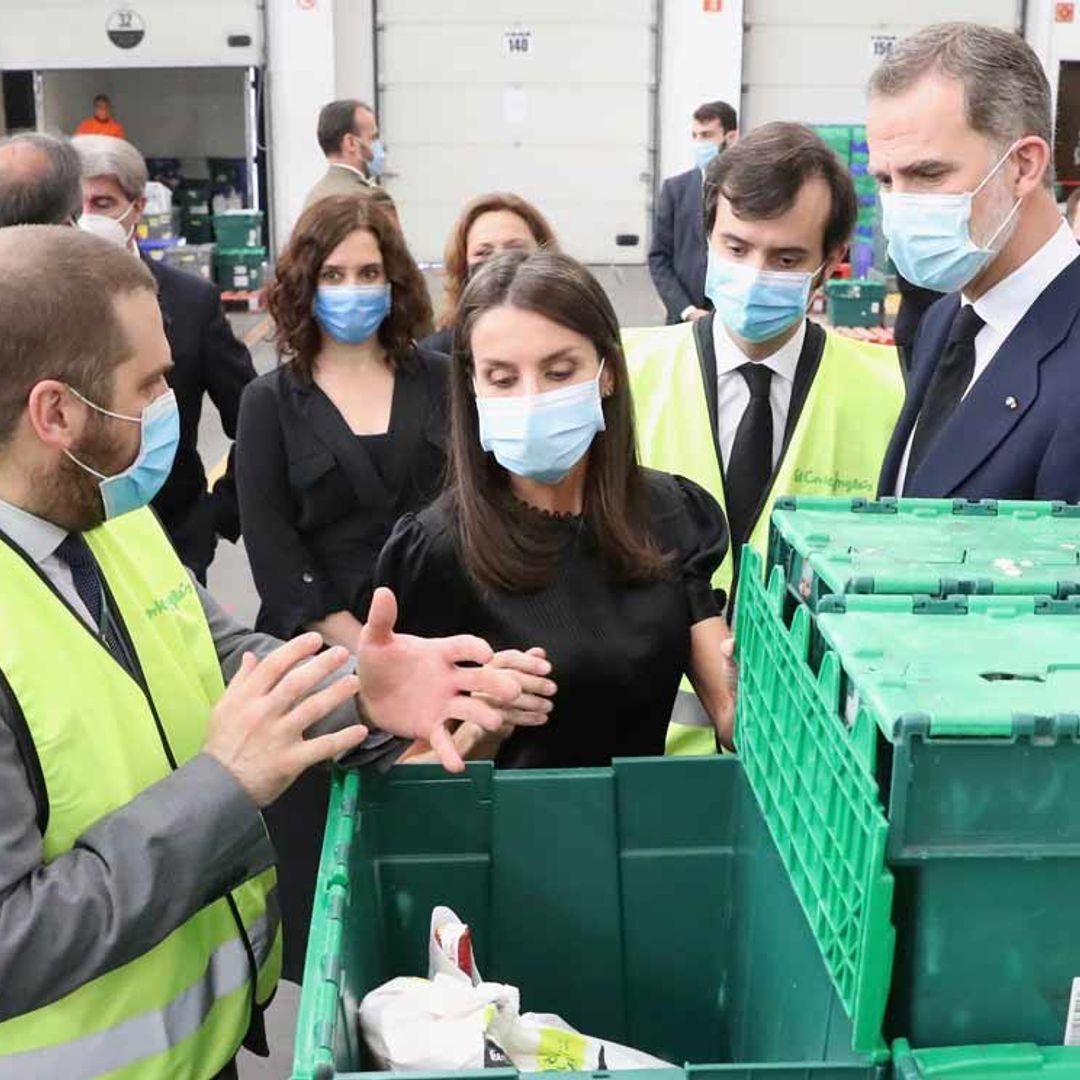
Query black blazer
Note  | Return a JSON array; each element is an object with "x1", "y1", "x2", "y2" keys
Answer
[
  {"x1": 146, "y1": 260, "x2": 256, "y2": 545},
  {"x1": 879, "y1": 255, "x2": 1080, "y2": 502},
  {"x1": 648, "y1": 168, "x2": 711, "y2": 324},
  {"x1": 235, "y1": 346, "x2": 449, "y2": 638}
]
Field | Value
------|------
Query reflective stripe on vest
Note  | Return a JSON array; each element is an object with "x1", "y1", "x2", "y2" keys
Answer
[
  {"x1": 625, "y1": 322, "x2": 904, "y2": 757},
  {"x1": 624, "y1": 321, "x2": 904, "y2": 598},
  {"x1": 0, "y1": 509, "x2": 280, "y2": 1078},
  {"x1": 0, "y1": 903, "x2": 277, "y2": 1080}
]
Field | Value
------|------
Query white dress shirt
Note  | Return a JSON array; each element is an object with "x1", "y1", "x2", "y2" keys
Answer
[
  {"x1": 0, "y1": 497, "x2": 97, "y2": 628},
  {"x1": 713, "y1": 317, "x2": 805, "y2": 473},
  {"x1": 897, "y1": 220, "x2": 1080, "y2": 492}
]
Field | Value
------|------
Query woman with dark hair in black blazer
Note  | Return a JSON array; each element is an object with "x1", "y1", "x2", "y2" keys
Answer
[
  {"x1": 235, "y1": 192, "x2": 447, "y2": 979},
  {"x1": 237, "y1": 193, "x2": 446, "y2": 646}
]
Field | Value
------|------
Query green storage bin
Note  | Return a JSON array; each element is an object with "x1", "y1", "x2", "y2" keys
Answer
[
  {"x1": 293, "y1": 759, "x2": 888, "y2": 1079},
  {"x1": 825, "y1": 279, "x2": 886, "y2": 328},
  {"x1": 769, "y1": 497, "x2": 1080, "y2": 615},
  {"x1": 180, "y1": 209, "x2": 213, "y2": 245},
  {"x1": 894, "y1": 1040, "x2": 1080, "y2": 1078},
  {"x1": 213, "y1": 209, "x2": 263, "y2": 248},
  {"x1": 815, "y1": 124, "x2": 854, "y2": 164},
  {"x1": 173, "y1": 180, "x2": 211, "y2": 211},
  {"x1": 735, "y1": 548, "x2": 1080, "y2": 1051},
  {"x1": 213, "y1": 246, "x2": 265, "y2": 291}
]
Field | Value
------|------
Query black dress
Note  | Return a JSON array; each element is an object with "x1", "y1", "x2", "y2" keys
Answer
[{"x1": 374, "y1": 470, "x2": 728, "y2": 768}]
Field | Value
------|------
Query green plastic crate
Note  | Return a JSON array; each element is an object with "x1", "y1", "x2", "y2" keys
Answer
[
  {"x1": 769, "y1": 497, "x2": 1080, "y2": 615},
  {"x1": 213, "y1": 246, "x2": 266, "y2": 291},
  {"x1": 181, "y1": 208, "x2": 213, "y2": 245},
  {"x1": 893, "y1": 1040, "x2": 1080, "y2": 1078},
  {"x1": 825, "y1": 279, "x2": 885, "y2": 328},
  {"x1": 292, "y1": 759, "x2": 888, "y2": 1079},
  {"x1": 213, "y1": 209, "x2": 263, "y2": 248},
  {"x1": 735, "y1": 549, "x2": 1080, "y2": 1050},
  {"x1": 815, "y1": 125, "x2": 854, "y2": 164}
]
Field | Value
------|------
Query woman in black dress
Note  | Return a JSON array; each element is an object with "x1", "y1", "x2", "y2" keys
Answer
[
  {"x1": 235, "y1": 193, "x2": 445, "y2": 979},
  {"x1": 376, "y1": 251, "x2": 736, "y2": 768}
]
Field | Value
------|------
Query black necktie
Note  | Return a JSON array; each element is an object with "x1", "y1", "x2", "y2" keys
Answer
[
  {"x1": 726, "y1": 362, "x2": 774, "y2": 552},
  {"x1": 55, "y1": 534, "x2": 127, "y2": 663},
  {"x1": 907, "y1": 304, "x2": 986, "y2": 478}
]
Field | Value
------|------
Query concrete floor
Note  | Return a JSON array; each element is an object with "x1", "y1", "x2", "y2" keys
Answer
[{"x1": 207, "y1": 265, "x2": 664, "y2": 1078}]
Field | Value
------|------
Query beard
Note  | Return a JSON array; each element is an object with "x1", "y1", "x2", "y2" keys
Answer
[{"x1": 30, "y1": 417, "x2": 137, "y2": 533}]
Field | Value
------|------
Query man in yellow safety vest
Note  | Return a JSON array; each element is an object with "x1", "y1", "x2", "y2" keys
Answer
[
  {"x1": 625, "y1": 122, "x2": 904, "y2": 754},
  {"x1": 0, "y1": 227, "x2": 524, "y2": 1079}
]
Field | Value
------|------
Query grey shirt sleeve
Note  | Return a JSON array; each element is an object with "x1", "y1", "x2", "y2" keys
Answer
[{"x1": 0, "y1": 725, "x2": 273, "y2": 1020}]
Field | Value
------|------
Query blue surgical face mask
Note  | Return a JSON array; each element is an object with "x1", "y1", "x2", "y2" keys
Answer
[
  {"x1": 475, "y1": 363, "x2": 607, "y2": 486},
  {"x1": 694, "y1": 140, "x2": 721, "y2": 172},
  {"x1": 880, "y1": 141, "x2": 1022, "y2": 293},
  {"x1": 64, "y1": 387, "x2": 180, "y2": 520},
  {"x1": 313, "y1": 283, "x2": 392, "y2": 345},
  {"x1": 367, "y1": 139, "x2": 386, "y2": 179},
  {"x1": 705, "y1": 251, "x2": 822, "y2": 344}
]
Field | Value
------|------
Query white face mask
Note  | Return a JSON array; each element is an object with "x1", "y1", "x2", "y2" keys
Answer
[{"x1": 78, "y1": 202, "x2": 137, "y2": 249}]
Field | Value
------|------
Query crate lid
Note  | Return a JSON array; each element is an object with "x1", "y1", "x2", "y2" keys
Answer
[
  {"x1": 771, "y1": 497, "x2": 1080, "y2": 599},
  {"x1": 893, "y1": 1039, "x2": 1080, "y2": 1077},
  {"x1": 815, "y1": 593, "x2": 1080, "y2": 738}
]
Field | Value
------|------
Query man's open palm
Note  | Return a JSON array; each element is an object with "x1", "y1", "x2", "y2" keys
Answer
[{"x1": 357, "y1": 588, "x2": 520, "y2": 772}]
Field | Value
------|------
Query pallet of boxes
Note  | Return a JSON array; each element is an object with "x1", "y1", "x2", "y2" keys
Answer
[{"x1": 735, "y1": 495, "x2": 1080, "y2": 1077}]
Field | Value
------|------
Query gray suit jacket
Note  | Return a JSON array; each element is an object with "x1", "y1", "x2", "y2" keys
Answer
[
  {"x1": 303, "y1": 164, "x2": 375, "y2": 211},
  {"x1": 0, "y1": 573, "x2": 399, "y2": 1023}
]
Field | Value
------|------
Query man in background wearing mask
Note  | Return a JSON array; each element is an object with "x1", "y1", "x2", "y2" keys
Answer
[
  {"x1": 0, "y1": 226, "x2": 518, "y2": 1078},
  {"x1": 626, "y1": 123, "x2": 904, "y2": 754},
  {"x1": 73, "y1": 134, "x2": 256, "y2": 583},
  {"x1": 871, "y1": 22, "x2": 1080, "y2": 501},
  {"x1": 303, "y1": 99, "x2": 385, "y2": 211},
  {"x1": 648, "y1": 100, "x2": 738, "y2": 325}
]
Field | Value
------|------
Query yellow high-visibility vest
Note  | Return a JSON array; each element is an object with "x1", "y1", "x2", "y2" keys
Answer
[
  {"x1": 625, "y1": 319, "x2": 904, "y2": 755},
  {"x1": 0, "y1": 508, "x2": 281, "y2": 1080}
]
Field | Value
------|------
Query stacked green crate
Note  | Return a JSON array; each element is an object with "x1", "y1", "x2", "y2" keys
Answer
[
  {"x1": 770, "y1": 497, "x2": 1080, "y2": 616},
  {"x1": 735, "y1": 496, "x2": 1080, "y2": 1058},
  {"x1": 212, "y1": 208, "x2": 266, "y2": 292},
  {"x1": 174, "y1": 180, "x2": 213, "y2": 245}
]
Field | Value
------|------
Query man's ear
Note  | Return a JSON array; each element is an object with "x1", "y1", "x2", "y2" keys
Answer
[{"x1": 26, "y1": 380, "x2": 84, "y2": 449}]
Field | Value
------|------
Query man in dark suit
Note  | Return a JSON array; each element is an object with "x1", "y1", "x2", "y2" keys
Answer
[
  {"x1": 649, "y1": 100, "x2": 738, "y2": 325},
  {"x1": 74, "y1": 134, "x2": 257, "y2": 581},
  {"x1": 869, "y1": 23, "x2": 1080, "y2": 502}
]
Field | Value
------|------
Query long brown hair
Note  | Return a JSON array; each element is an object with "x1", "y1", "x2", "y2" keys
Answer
[
  {"x1": 437, "y1": 193, "x2": 557, "y2": 330},
  {"x1": 268, "y1": 193, "x2": 433, "y2": 380},
  {"x1": 447, "y1": 250, "x2": 670, "y2": 593}
]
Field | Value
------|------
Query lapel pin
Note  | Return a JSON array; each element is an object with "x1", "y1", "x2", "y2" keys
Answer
[{"x1": 1005, "y1": 396, "x2": 1019, "y2": 410}]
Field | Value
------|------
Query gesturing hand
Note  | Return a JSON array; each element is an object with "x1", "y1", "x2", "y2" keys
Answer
[
  {"x1": 356, "y1": 588, "x2": 521, "y2": 773},
  {"x1": 205, "y1": 633, "x2": 367, "y2": 808}
]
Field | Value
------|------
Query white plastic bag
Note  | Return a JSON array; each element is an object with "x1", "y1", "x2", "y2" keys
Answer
[{"x1": 359, "y1": 906, "x2": 672, "y2": 1072}]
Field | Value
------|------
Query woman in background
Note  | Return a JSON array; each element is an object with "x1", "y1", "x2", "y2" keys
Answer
[
  {"x1": 235, "y1": 192, "x2": 444, "y2": 980},
  {"x1": 423, "y1": 192, "x2": 558, "y2": 354}
]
